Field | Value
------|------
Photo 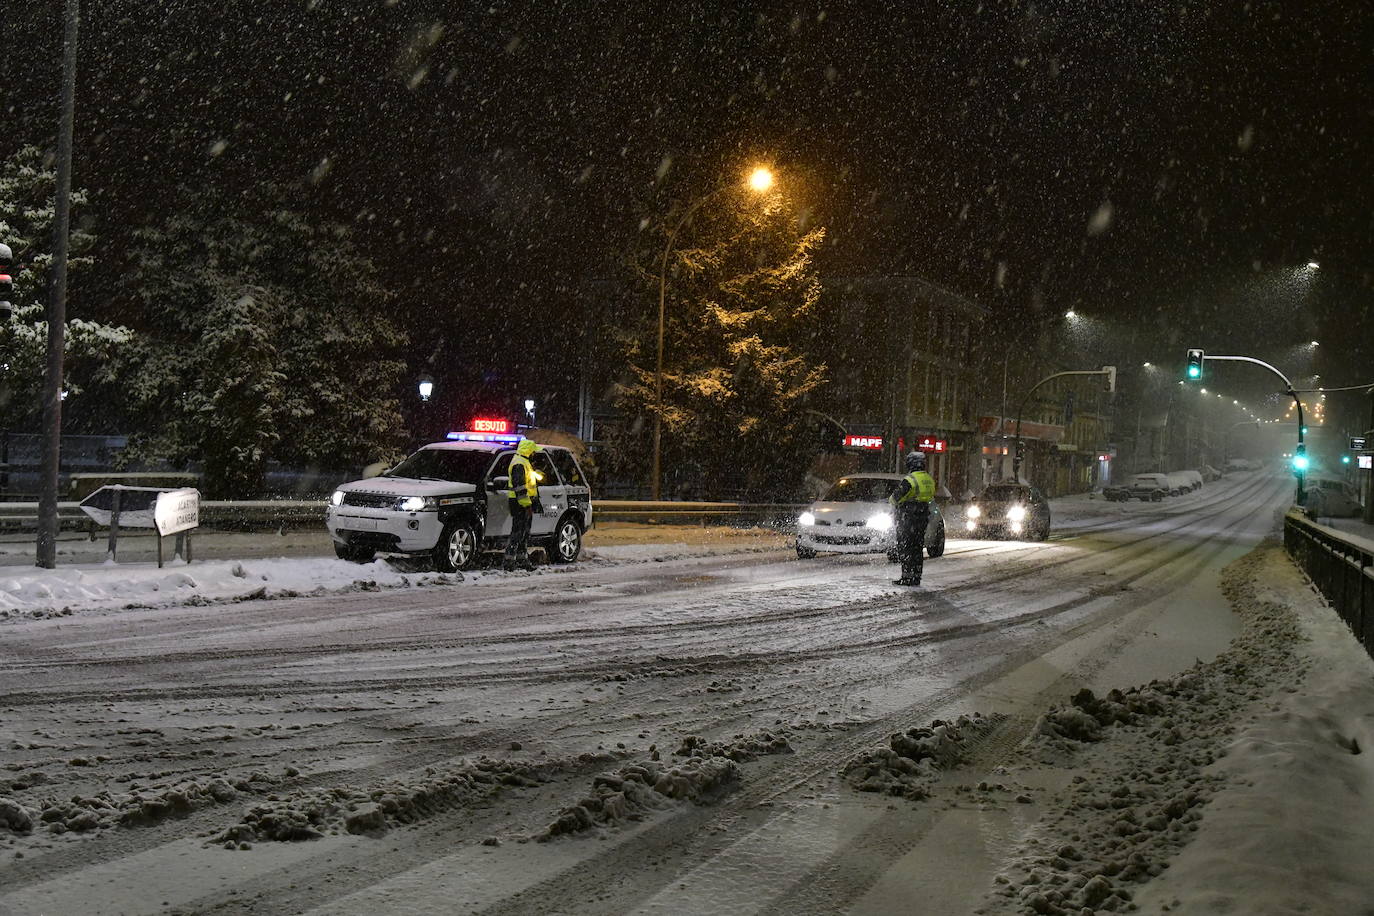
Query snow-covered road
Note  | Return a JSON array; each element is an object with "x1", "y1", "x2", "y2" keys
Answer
[{"x1": 2, "y1": 471, "x2": 1347, "y2": 915}]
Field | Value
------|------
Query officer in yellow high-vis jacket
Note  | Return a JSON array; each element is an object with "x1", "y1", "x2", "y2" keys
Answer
[
  {"x1": 504, "y1": 438, "x2": 543, "y2": 571},
  {"x1": 889, "y1": 451, "x2": 936, "y2": 586}
]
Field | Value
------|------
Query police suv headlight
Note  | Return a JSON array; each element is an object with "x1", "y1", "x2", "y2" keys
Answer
[
  {"x1": 966, "y1": 504, "x2": 981, "y2": 518},
  {"x1": 329, "y1": 490, "x2": 345, "y2": 507},
  {"x1": 1007, "y1": 505, "x2": 1027, "y2": 521},
  {"x1": 798, "y1": 511, "x2": 816, "y2": 527},
  {"x1": 867, "y1": 512, "x2": 894, "y2": 531},
  {"x1": 397, "y1": 496, "x2": 435, "y2": 512}
]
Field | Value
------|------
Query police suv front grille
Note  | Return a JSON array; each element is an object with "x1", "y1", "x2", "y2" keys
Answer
[
  {"x1": 342, "y1": 531, "x2": 403, "y2": 551},
  {"x1": 343, "y1": 492, "x2": 395, "y2": 509}
]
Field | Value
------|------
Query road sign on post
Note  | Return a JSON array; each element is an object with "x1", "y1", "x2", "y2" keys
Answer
[{"x1": 79, "y1": 485, "x2": 199, "y2": 566}]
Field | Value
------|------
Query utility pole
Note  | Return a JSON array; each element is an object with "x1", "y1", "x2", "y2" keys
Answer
[
  {"x1": 1011, "y1": 367, "x2": 1116, "y2": 482},
  {"x1": 36, "y1": 0, "x2": 80, "y2": 569},
  {"x1": 1364, "y1": 388, "x2": 1374, "y2": 524}
]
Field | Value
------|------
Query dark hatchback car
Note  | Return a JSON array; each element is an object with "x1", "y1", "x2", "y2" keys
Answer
[{"x1": 963, "y1": 482, "x2": 1051, "y2": 541}]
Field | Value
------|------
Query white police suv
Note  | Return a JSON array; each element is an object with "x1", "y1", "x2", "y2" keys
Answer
[{"x1": 326, "y1": 431, "x2": 593, "y2": 571}]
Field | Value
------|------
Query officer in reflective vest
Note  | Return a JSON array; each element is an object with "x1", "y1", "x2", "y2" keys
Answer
[
  {"x1": 889, "y1": 451, "x2": 936, "y2": 586},
  {"x1": 504, "y1": 438, "x2": 543, "y2": 571}
]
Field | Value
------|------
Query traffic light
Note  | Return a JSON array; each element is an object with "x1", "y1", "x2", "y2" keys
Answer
[
  {"x1": 1342, "y1": 455, "x2": 1351, "y2": 465},
  {"x1": 1101, "y1": 365, "x2": 1117, "y2": 393},
  {"x1": 1291, "y1": 444, "x2": 1309, "y2": 473},
  {"x1": 0, "y1": 243, "x2": 13, "y2": 321},
  {"x1": 1185, "y1": 348, "x2": 1204, "y2": 381}
]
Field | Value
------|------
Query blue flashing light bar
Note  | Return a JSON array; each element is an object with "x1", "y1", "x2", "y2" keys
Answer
[{"x1": 446, "y1": 431, "x2": 522, "y2": 444}]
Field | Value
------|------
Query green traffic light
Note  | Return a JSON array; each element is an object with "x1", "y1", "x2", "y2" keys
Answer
[
  {"x1": 1301, "y1": 426, "x2": 1308, "y2": 435},
  {"x1": 1187, "y1": 366, "x2": 1200, "y2": 378},
  {"x1": 1342, "y1": 455, "x2": 1351, "y2": 464},
  {"x1": 1292, "y1": 454, "x2": 1309, "y2": 471}
]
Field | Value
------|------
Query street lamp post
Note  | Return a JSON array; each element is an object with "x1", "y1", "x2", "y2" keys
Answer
[
  {"x1": 36, "y1": 0, "x2": 80, "y2": 569},
  {"x1": 650, "y1": 167, "x2": 774, "y2": 499}
]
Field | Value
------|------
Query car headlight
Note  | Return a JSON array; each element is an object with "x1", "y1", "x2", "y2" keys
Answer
[
  {"x1": 1007, "y1": 505, "x2": 1027, "y2": 521},
  {"x1": 966, "y1": 504, "x2": 981, "y2": 518},
  {"x1": 330, "y1": 490, "x2": 345, "y2": 507},
  {"x1": 798, "y1": 511, "x2": 816, "y2": 527},
  {"x1": 867, "y1": 512, "x2": 894, "y2": 531},
  {"x1": 397, "y1": 496, "x2": 435, "y2": 512}
]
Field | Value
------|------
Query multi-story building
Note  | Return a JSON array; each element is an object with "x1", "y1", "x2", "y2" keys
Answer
[{"x1": 820, "y1": 277, "x2": 990, "y2": 498}]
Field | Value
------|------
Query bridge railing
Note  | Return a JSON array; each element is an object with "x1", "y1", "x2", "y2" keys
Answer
[{"x1": 1284, "y1": 508, "x2": 1374, "y2": 660}]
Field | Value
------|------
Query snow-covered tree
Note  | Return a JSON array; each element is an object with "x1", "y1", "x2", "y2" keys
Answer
[
  {"x1": 615, "y1": 193, "x2": 827, "y2": 497},
  {"x1": 0, "y1": 146, "x2": 131, "y2": 427},
  {"x1": 115, "y1": 199, "x2": 407, "y2": 496}
]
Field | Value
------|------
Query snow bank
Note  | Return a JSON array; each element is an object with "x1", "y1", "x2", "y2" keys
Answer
[
  {"x1": 537, "y1": 731, "x2": 793, "y2": 842},
  {"x1": 215, "y1": 754, "x2": 608, "y2": 847},
  {"x1": 841, "y1": 713, "x2": 999, "y2": 800},
  {"x1": 982, "y1": 544, "x2": 1374, "y2": 916},
  {"x1": 0, "y1": 557, "x2": 461, "y2": 620}
]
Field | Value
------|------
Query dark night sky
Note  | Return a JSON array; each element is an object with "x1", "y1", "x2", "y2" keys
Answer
[{"x1": 5, "y1": 0, "x2": 1372, "y2": 430}]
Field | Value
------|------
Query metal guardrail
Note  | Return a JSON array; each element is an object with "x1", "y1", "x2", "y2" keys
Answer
[
  {"x1": 0, "y1": 498, "x2": 810, "y2": 533},
  {"x1": 1284, "y1": 508, "x2": 1374, "y2": 659}
]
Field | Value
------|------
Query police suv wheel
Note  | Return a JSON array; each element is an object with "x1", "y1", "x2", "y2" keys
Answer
[
  {"x1": 550, "y1": 517, "x2": 582, "y2": 564},
  {"x1": 434, "y1": 523, "x2": 477, "y2": 572}
]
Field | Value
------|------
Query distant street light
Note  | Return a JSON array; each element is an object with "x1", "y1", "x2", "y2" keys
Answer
[
  {"x1": 417, "y1": 376, "x2": 434, "y2": 402},
  {"x1": 1142, "y1": 361, "x2": 1152, "y2": 368},
  {"x1": 1306, "y1": 261, "x2": 1320, "y2": 270},
  {"x1": 523, "y1": 398, "x2": 536, "y2": 428},
  {"x1": 1310, "y1": 340, "x2": 1320, "y2": 347},
  {"x1": 1065, "y1": 310, "x2": 1077, "y2": 320},
  {"x1": 651, "y1": 165, "x2": 778, "y2": 499}
]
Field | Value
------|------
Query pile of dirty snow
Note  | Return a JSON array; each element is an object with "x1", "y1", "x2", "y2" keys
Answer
[
  {"x1": 537, "y1": 730, "x2": 794, "y2": 842},
  {"x1": 842, "y1": 713, "x2": 999, "y2": 800},
  {"x1": 211, "y1": 752, "x2": 619, "y2": 849}
]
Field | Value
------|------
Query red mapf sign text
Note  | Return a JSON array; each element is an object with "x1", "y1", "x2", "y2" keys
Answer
[{"x1": 843, "y1": 434, "x2": 884, "y2": 450}]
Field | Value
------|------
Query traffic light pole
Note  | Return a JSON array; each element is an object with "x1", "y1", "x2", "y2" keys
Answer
[
  {"x1": 1192, "y1": 354, "x2": 1305, "y2": 505},
  {"x1": 1011, "y1": 368, "x2": 1116, "y2": 482},
  {"x1": 36, "y1": 0, "x2": 80, "y2": 569}
]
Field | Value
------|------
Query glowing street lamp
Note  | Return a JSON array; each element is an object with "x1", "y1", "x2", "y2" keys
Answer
[
  {"x1": 748, "y1": 167, "x2": 775, "y2": 192},
  {"x1": 417, "y1": 376, "x2": 434, "y2": 402}
]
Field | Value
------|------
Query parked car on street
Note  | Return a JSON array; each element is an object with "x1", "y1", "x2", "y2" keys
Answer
[
  {"x1": 796, "y1": 473, "x2": 946, "y2": 560},
  {"x1": 1121, "y1": 473, "x2": 1170, "y2": 502},
  {"x1": 963, "y1": 482, "x2": 1051, "y2": 540},
  {"x1": 326, "y1": 434, "x2": 593, "y2": 571},
  {"x1": 1165, "y1": 471, "x2": 1195, "y2": 495},
  {"x1": 1305, "y1": 477, "x2": 1364, "y2": 519}
]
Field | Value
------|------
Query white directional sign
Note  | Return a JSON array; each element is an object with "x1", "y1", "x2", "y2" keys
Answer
[{"x1": 154, "y1": 488, "x2": 200, "y2": 536}]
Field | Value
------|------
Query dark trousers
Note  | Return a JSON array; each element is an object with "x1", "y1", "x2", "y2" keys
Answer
[
  {"x1": 895, "y1": 505, "x2": 930, "y2": 582},
  {"x1": 506, "y1": 501, "x2": 533, "y2": 563}
]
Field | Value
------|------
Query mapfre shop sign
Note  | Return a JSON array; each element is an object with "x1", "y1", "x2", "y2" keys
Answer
[
  {"x1": 154, "y1": 488, "x2": 200, "y2": 536},
  {"x1": 915, "y1": 436, "x2": 948, "y2": 453},
  {"x1": 843, "y1": 434, "x2": 884, "y2": 450}
]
